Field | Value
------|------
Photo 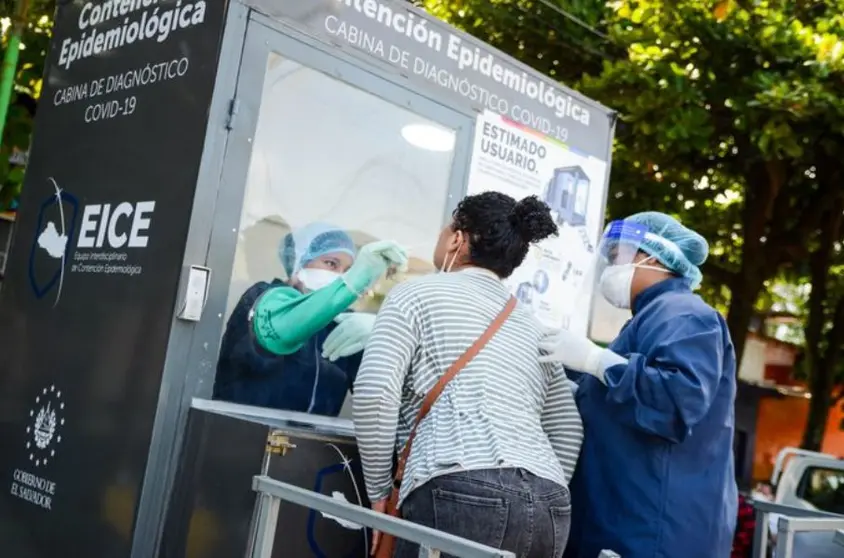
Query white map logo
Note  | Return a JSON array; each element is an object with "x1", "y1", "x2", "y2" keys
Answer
[
  {"x1": 26, "y1": 385, "x2": 65, "y2": 467},
  {"x1": 37, "y1": 221, "x2": 68, "y2": 259},
  {"x1": 35, "y1": 177, "x2": 71, "y2": 307}
]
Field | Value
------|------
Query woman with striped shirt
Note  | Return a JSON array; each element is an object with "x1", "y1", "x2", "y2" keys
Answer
[{"x1": 353, "y1": 192, "x2": 584, "y2": 558}]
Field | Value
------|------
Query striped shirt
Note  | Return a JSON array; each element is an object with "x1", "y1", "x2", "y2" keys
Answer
[{"x1": 352, "y1": 267, "x2": 584, "y2": 504}]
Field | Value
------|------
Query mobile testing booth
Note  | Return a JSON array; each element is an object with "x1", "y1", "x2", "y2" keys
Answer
[{"x1": 0, "y1": 0, "x2": 615, "y2": 557}]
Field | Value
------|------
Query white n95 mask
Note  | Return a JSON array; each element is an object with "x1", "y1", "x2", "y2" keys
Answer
[
  {"x1": 599, "y1": 264, "x2": 636, "y2": 309},
  {"x1": 296, "y1": 268, "x2": 340, "y2": 292},
  {"x1": 600, "y1": 258, "x2": 669, "y2": 309}
]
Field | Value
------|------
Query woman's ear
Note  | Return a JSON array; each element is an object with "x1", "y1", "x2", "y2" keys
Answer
[
  {"x1": 453, "y1": 231, "x2": 474, "y2": 268},
  {"x1": 455, "y1": 230, "x2": 466, "y2": 248},
  {"x1": 454, "y1": 230, "x2": 471, "y2": 255},
  {"x1": 444, "y1": 229, "x2": 461, "y2": 252}
]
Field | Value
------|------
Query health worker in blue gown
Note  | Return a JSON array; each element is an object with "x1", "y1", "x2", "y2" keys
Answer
[
  {"x1": 539, "y1": 212, "x2": 738, "y2": 558},
  {"x1": 213, "y1": 222, "x2": 408, "y2": 416}
]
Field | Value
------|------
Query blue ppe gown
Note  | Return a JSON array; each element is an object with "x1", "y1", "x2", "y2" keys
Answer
[
  {"x1": 213, "y1": 279, "x2": 362, "y2": 416},
  {"x1": 564, "y1": 278, "x2": 737, "y2": 558}
]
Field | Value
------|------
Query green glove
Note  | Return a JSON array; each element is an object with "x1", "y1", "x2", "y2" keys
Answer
[
  {"x1": 322, "y1": 312, "x2": 377, "y2": 361},
  {"x1": 343, "y1": 240, "x2": 408, "y2": 295}
]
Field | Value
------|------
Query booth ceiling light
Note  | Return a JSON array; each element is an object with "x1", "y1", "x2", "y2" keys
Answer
[{"x1": 401, "y1": 124, "x2": 455, "y2": 152}]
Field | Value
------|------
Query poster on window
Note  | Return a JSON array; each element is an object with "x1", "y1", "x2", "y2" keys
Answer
[{"x1": 465, "y1": 110, "x2": 608, "y2": 335}]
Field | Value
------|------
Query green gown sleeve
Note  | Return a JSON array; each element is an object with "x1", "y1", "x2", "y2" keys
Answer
[{"x1": 251, "y1": 279, "x2": 359, "y2": 356}]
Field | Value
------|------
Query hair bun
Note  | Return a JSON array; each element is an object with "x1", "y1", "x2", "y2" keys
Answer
[{"x1": 509, "y1": 196, "x2": 558, "y2": 243}]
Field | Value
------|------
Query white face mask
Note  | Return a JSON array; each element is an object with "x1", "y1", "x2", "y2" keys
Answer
[
  {"x1": 296, "y1": 268, "x2": 340, "y2": 292},
  {"x1": 599, "y1": 258, "x2": 668, "y2": 309},
  {"x1": 599, "y1": 264, "x2": 636, "y2": 309}
]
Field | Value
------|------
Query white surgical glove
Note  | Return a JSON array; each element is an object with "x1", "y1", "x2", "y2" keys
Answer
[
  {"x1": 322, "y1": 313, "x2": 377, "y2": 362},
  {"x1": 538, "y1": 328, "x2": 626, "y2": 384}
]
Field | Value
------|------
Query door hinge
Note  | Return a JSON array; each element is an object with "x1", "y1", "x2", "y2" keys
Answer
[
  {"x1": 225, "y1": 98, "x2": 240, "y2": 130},
  {"x1": 266, "y1": 432, "x2": 296, "y2": 457}
]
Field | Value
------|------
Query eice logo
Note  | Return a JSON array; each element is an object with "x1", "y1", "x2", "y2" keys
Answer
[
  {"x1": 77, "y1": 202, "x2": 155, "y2": 249},
  {"x1": 27, "y1": 176, "x2": 156, "y2": 306}
]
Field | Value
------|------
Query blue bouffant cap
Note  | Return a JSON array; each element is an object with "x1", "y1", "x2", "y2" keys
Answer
[
  {"x1": 625, "y1": 211, "x2": 709, "y2": 288},
  {"x1": 279, "y1": 222, "x2": 356, "y2": 277}
]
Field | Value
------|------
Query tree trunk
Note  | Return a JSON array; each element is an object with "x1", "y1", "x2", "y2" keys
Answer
[
  {"x1": 799, "y1": 201, "x2": 843, "y2": 450},
  {"x1": 726, "y1": 269, "x2": 765, "y2": 367},
  {"x1": 801, "y1": 374, "x2": 832, "y2": 451},
  {"x1": 804, "y1": 295, "x2": 844, "y2": 450},
  {"x1": 727, "y1": 160, "x2": 780, "y2": 366}
]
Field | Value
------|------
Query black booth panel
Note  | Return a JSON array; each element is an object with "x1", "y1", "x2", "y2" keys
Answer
[
  {"x1": 161, "y1": 409, "x2": 368, "y2": 558},
  {"x1": 161, "y1": 410, "x2": 268, "y2": 558}
]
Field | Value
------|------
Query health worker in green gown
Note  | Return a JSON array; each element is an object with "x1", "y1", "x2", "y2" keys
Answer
[{"x1": 213, "y1": 222, "x2": 408, "y2": 415}]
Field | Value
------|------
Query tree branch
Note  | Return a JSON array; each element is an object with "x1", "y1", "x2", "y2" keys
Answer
[
  {"x1": 774, "y1": 151, "x2": 844, "y2": 263},
  {"x1": 829, "y1": 297, "x2": 844, "y2": 344},
  {"x1": 822, "y1": 290, "x2": 844, "y2": 375},
  {"x1": 741, "y1": 160, "x2": 775, "y2": 260},
  {"x1": 805, "y1": 234, "x2": 832, "y2": 359},
  {"x1": 818, "y1": 199, "x2": 844, "y2": 378},
  {"x1": 765, "y1": 159, "x2": 790, "y2": 221}
]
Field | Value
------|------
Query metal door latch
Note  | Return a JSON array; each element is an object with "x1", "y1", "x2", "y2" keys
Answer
[{"x1": 266, "y1": 432, "x2": 296, "y2": 456}]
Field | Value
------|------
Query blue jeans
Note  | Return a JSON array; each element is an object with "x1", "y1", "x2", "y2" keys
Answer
[{"x1": 395, "y1": 468, "x2": 571, "y2": 558}]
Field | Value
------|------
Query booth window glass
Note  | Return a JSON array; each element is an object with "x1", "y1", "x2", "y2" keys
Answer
[
  {"x1": 227, "y1": 54, "x2": 456, "y2": 316},
  {"x1": 214, "y1": 53, "x2": 457, "y2": 418}
]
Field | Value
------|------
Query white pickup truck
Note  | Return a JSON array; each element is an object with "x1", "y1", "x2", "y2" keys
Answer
[
  {"x1": 772, "y1": 448, "x2": 844, "y2": 515},
  {"x1": 752, "y1": 447, "x2": 844, "y2": 557}
]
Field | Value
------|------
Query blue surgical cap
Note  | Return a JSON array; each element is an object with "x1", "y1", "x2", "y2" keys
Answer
[
  {"x1": 279, "y1": 222, "x2": 356, "y2": 277},
  {"x1": 626, "y1": 211, "x2": 709, "y2": 289}
]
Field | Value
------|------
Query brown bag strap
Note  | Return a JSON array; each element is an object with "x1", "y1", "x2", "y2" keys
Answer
[{"x1": 393, "y1": 296, "x2": 517, "y2": 483}]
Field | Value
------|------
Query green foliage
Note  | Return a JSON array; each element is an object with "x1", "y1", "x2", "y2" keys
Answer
[
  {"x1": 581, "y1": 0, "x2": 844, "y2": 271},
  {"x1": 0, "y1": 0, "x2": 55, "y2": 210},
  {"x1": 422, "y1": 0, "x2": 620, "y2": 84},
  {"x1": 582, "y1": 1, "x2": 844, "y2": 369}
]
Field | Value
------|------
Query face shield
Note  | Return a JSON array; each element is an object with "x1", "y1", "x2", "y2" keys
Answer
[
  {"x1": 595, "y1": 219, "x2": 651, "y2": 277},
  {"x1": 587, "y1": 219, "x2": 653, "y2": 309}
]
